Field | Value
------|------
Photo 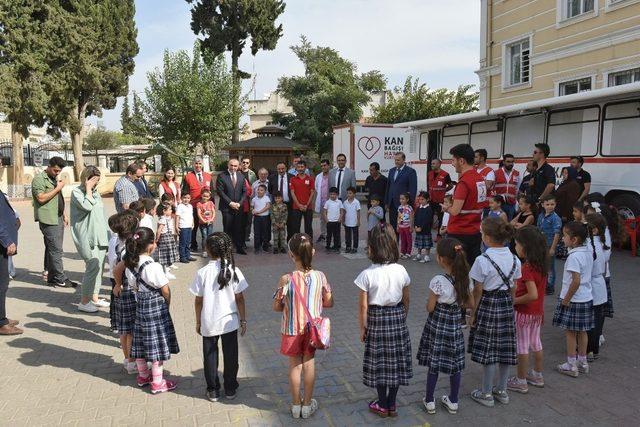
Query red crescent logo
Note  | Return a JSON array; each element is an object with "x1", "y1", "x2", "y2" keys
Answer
[{"x1": 357, "y1": 136, "x2": 381, "y2": 160}]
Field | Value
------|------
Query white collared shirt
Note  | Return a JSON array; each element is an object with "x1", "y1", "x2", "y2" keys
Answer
[
  {"x1": 560, "y1": 245, "x2": 594, "y2": 303},
  {"x1": 470, "y1": 247, "x2": 522, "y2": 291}
]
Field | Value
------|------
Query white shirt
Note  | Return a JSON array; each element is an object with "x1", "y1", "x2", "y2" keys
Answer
[
  {"x1": 324, "y1": 199, "x2": 342, "y2": 222},
  {"x1": 277, "y1": 174, "x2": 290, "y2": 202},
  {"x1": 604, "y1": 228, "x2": 612, "y2": 278},
  {"x1": 470, "y1": 247, "x2": 522, "y2": 291},
  {"x1": 342, "y1": 198, "x2": 361, "y2": 227},
  {"x1": 189, "y1": 260, "x2": 249, "y2": 337},
  {"x1": 176, "y1": 203, "x2": 194, "y2": 228},
  {"x1": 393, "y1": 165, "x2": 404, "y2": 181},
  {"x1": 251, "y1": 195, "x2": 271, "y2": 217},
  {"x1": 157, "y1": 215, "x2": 175, "y2": 235},
  {"x1": 589, "y1": 237, "x2": 608, "y2": 305},
  {"x1": 429, "y1": 275, "x2": 473, "y2": 305},
  {"x1": 140, "y1": 213, "x2": 154, "y2": 229},
  {"x1": 125, "y1": 255, "x2": 168, "y2": 292},
  {"x1": 560, "y1": 245, "x2": 594, "y2": 303},
  {"x1": 354, "y1": 263, "x2": 410, "y2": 306},
  {"x1": 106, "y1": 235, "x2": 122, "y2": 279},
  {"x1": 441, "y1": 212, "x2": 450, "y2": 227}
]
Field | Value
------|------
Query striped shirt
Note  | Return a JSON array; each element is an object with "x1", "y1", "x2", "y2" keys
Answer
[
  {"x1": 114, "y1": 176, "x2": 139, "y2": 213},
  {"x1": 279, "y1": 270, "x2": 331, "y2": 335}
]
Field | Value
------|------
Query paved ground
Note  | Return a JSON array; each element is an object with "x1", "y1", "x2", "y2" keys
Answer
[{"x1": 1, "y1": 198, "x2": 639, "y2": 427}]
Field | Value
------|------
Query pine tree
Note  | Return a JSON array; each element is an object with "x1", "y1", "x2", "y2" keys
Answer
[
  {"x1": 129, "y1": 92, "x2": 146, "y2": 138},
  {"x1": 121, "y1": 95, "x2": 131, "y2": 134}
]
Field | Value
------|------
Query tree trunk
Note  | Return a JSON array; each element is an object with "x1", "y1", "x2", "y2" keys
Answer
[
  {"x1": 71, "y1": 103, "x2": 86, "y2": 180},
  {"x1": 11, "y1": 129, "x2": 24, "y2": 188},
  {"x1": 231, "y1": 52, "x2": 240, "y2": 145}
]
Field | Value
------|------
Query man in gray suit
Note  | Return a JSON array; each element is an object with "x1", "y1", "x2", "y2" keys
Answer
[{"x1": 329, "y1": 153, "x2": 356, "y2": 201}]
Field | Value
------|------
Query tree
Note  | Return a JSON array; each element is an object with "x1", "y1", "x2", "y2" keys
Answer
[
  {"x1": 372, "y1": 77, "x2": 478, "y2": 124},
  {"x1": 360, "y1": 70, "x2": 387, "y2": 93},
  {"x1": 121, "y1": 95, "x2": 131, "y2": 134},
  {"x1": 144, "y1": 42, "x2": 234, "y2": 162},
  {"x1": 187, "y1": 0, "x2": 286, "y2": 145},
  {"x1": 275, "y1": 37, "x2": 382, "y2": 156},
  {"x1": 128, "y1": 92, "x2": 147, "y2": 137},
  {"x1": 84, "y1": 128, "x2": 121, "y2": 151}
]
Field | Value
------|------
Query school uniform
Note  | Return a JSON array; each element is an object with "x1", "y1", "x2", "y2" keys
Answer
[
  {"x1": 354, "y1": 263, "x2": 412, "y2": 387},
  {"x1": 251, "y1": 195, "x2": 271, "y2": 251},
  {"x1": 176, "y1": 203, "x2": 194, "y2": 262},
  {"x1": 414, "y1": 204, "x2": 433, "y2": 251},
  {"x1": 468, "y1": 247, "x2": 521, "y2": 366},
  {"x1": 127, "y1": 256, "x2": 180, "y2": 361},
  {"x1": 552, "y1": 245, "x2": 594, "y2": 331},
  {"x1": 603, "y1": 228, "x2": 614, "y2": 318},
  {"x1": 587, "y1": 237, "x2": 608, "y2": 355},
  {"x1": 324, "y1": 199, "x2": 342, "y2": 250},
  {"x1": 342, "y1": 198, "x2": 361, "y2": 250},
  {"x1": 156, "y1": 215, "x2": 179, "y2": 267},
  {"x1": 107, "y1": 237, "x2": 136, "y2": 335}
]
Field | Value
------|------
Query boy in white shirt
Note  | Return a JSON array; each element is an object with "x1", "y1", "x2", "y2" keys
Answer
[
  {"x1": 176, "y1": 193, "x2": 195, "y2": 263},
  {"x1": 342, "y1": 186, "x2": 361, "y2": 254},
  {"x1": 139, "y1": 198, "x2": 156, "y2": 229},
  {"x1": 251, "y1": 184, "x2": 271, "y2": 254},
  {"x1": 323, "y1": 187, "x2": 343, "y2": 253}
]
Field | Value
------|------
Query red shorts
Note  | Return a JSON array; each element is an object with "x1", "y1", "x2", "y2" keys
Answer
[{"x1": 280, "y1": 331, "x2": 315, "y2": 357}]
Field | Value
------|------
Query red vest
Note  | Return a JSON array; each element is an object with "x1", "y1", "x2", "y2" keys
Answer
[
  {"x1": 477, "y1": 165, "x2": 494, "y2": 206},
  {"x1": 160, "y1": 181, "x2": 181, "y2": 206},
  {"x1": 183, "y1": 171, "x2": 212, "y2": 205},
  {"x1": 448, "y1": 168, "x2": 486, "y2": 235},
  {"x1": 494, "y1": 168, "x2": 520, "y2": 205},
  {"x1": 428, "y1": 169, "x2": 450, "y2": 204}
]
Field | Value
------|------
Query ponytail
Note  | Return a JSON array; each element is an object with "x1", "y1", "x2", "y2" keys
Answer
[
  {"x1": 436, "y1": 238, "x2": 471, "y2": 307},
  {"x1": 205, "y1": 232, "x2": 238, "y2": 290},
  {"x1": 123, "y1": 227, "x2": 155, "y2": 270},
  {"x1": 288, "y1": 233, "x2": 314, "y2": 271},
  {"x1": 585, "y1": 222, "x2": 597, "y2": 260}
]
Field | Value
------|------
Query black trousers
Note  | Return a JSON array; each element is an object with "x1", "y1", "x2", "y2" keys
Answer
[
  {"x1": 242, "y1": 211, "x2": 252, "y2": 242},
  {"x1": 344, "y1": 225, "x2": 359, "y2": 249},
  {"x1": 291, "y1": 209, "x2": 313, "y2": 238},
  {"x1": 587, "y1": 304, "x2": 606, "y2": 355},
  {"x1": 222, "y1": 209, "x2": 244, "y2": 252},
  {"x1": 0, "y1": 252, "x2": 9, "y2": 327},
  {"x1": 447, "y1": 232, "x2": 482, "y2": 266},
  {"x1": 253, "y1": 215, "x2": 270, "y2": 251},
  {"x1": 203, "y1": 330, "x2": 239, "y2": 393},
  {"x1": 388, "y1": 203, "x2": 399, "y2": 230},
  {"x1": 326, "y1": 221, "x2": 341, "y2": 249},
  {"x1": 430, "y1": 202, "x2": 443, "y2": 235},
  {"x1": 191, "y1": 205, "x2": 200, "y2": 250}
]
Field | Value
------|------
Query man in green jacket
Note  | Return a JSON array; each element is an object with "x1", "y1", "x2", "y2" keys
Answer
[{"x1": 32, "y1": 157, "x2": 75, "y2": 288}]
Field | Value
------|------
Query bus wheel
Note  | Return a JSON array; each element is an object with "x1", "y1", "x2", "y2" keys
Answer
[{"x1": 612, "y1": 193, "x2": 640, "y2": 220}]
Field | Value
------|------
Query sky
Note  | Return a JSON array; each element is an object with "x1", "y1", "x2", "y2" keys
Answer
[{"x1": 95, "y1": 0, "x2": 480, "y2": 131}]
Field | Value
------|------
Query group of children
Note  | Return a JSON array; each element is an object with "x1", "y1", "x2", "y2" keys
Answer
[
  {"x1": 390, "y1": 191, "x2": 437, "y2": 262},
  {"x1": 323, "y1": 186, "x2": 362, "y2": 253}
]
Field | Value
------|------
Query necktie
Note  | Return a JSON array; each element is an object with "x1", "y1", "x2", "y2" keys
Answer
[
  {"x1": 337, "y1": 169, "x2": 343, "y2": 194},
  {"x1": 395, "y1": 168, "x2": 400, "y2": 181},
  {"x1": 279, "y1": 175, "x2": 284, "y2": 194},
  {"x1": 231, "y1": 172, "x2": 236, "y2": 187},
  {"x1": 197, "y1": 172, "x2": 202, "y2": 183}
]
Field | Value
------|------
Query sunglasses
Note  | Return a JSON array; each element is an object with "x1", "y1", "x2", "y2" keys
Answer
[{"x1": 242, "y1": 161, "x2": 250, "y2": 164}]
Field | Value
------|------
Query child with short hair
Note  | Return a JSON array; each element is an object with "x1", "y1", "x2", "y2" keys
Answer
[
  {"x1": 191, "y1": 232, "x2": 248, "y2": 401},
  {"x1": 488, "y1": 196, "x2": 508, "y2": 222},
  {"x1": 355, "y1": 223, "x2": 412, "y2": 418},
  {"x1": 585, "y1": 214, "x2": 610, "y2": 361},
  {"x1": 323, "y1": 187, "x2": 342, "y2": 253},
  {"x1": 140, "y1": 198, "x2": 156, "y2": 229},
  {"x1": 418, "y1": 238, "x2": 473, "y2": 415},
  {"x1": 537, "y1": 195, "x2": 562, "y2": 295},
  {"x1": 342, "y1": 186, "x2": 361, "y2": 253},
  {"x1": 397, "y1": 193, "x2": 414, "y2": 258},
  {"x1": 507, "y1": 226, "x2": 548, "y2": 393},
  {"x1": 270, "y1": 191, "x2": 288, "y2": 254},
  {"x1": 414, "y1": 191, "x2": 434, "y2": 263},
  {"x1": 128, "y1": 200, "x2": 146, "y2": 223},
  {"x1": 468, "y1": 217, "x2": 521, "y2": 408},
  {"x1": 440, "y1": 195, "x2": 453, "y2": 237},
  {"x1": 273, "y1": 234, "x2": 333, "y2": 419},
  {"x1": 124, "y1": 227, "x2": 180, "y2": 394},
  {"x1": 251, "y1": 184, "x2": 271, "y2": 254},
  {"x1": 156, "y1": 202, "x2": 179, "y2": 279},
  {"x1": 367, "y1": 195, "x2": 384, "y2": 240},
  {"x1": 176, "y1": 193, "x2": 194, "y2": 263},
  {"x1": 197, "y1": 189, "x2": 216, "y2": 257},
  {"x1": 553, "y1": 221, "x2": 596, "y2": 377}
]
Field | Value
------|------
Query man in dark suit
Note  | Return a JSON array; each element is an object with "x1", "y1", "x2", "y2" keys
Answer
[
  {"x1": 385, "y1": 152, "x2": 417, "y2": 231},
  {"x1": 216, "y1": 158, "x2": 247, "y2": 255},
  {"x1": 0, "y1": 188, "x2": 20, "y2": 335},
  {"x1": 133, "y1": 161, "x2": 153, "y2": 198},
  {"x1": 268, "y1": 161, "x2": 295, "y2": 240}
]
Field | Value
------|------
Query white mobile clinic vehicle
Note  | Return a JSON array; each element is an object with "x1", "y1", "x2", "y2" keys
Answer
[{"x1": 393, "y1": 83, "x2": 640, "y2": 219}]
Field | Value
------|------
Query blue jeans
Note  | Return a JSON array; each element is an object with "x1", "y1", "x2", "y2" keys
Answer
[
  {"x1": 179, "y1": 228, "x2": 192, "y2": 261},
  {"x1": 547, "y1": 255, "x2": 556, "y2": 291},
  {"x1": 199, "y1": 224, "x2": 214, "y2": 250}
]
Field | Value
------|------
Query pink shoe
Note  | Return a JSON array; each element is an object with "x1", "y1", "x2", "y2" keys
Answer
[
  {"x1": 137, "y1": 375, "x2": 151, "y2": 387},
  {"x1": 368, "y1": 400, "x2": 388, "y2": 418},
  {"x1": 151, "y1": 379, "x2": 177, "y2": 394}
]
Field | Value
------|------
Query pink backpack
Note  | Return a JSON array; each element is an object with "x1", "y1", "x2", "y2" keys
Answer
[{"x1": 290, "y1": 273, "x2": 331, "y2": 350}]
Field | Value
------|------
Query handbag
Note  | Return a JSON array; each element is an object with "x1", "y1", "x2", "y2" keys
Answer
[{"x1": 290, "y1": 273, "x2": 331, "y2": 350}]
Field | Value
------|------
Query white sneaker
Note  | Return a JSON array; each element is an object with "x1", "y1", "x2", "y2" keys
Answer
[
  {"x1": 413, "y1": 255, "x2": 422, "y2": 261},
  {"x1": 291, "y1": 404, "x2": 301, "y2": 419},
  {"x1": 170, "y1": 264, "x2": 179, "y2": 270},
  {"x1": 93, "y1": 298, "x2": 110, "y2": 308},
  {"x1": 165, "y1": 272, "x2": 177, "y2": 280},
  {"x1": 202, "y1": 252, "x2": 207, "y2": 258},
  {"x1": 440, "y1": 395, "x2": 458, "y2": 414},
  {"x1": 599, "y1": 335, "x2": 605, "y2": 347},
  {"x1": 78, "y1": 302, "x2": 99, "y2": 313},
  {"x1": 423, "y1": 255, "x2": 431, "y2": 262},
  {"x1": 125, "y1": 360, "x2": 138, "y2": 375},
  {"x1": 301, "y1": 399, "x2": 318, "y2": 419},
  {"x1": 423, "y1": 398, "x2": 436, "y2": 414}
]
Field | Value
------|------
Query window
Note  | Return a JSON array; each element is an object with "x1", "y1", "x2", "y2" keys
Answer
[
  {"x1": 505, "y1": 38, "x2": 530, "y2": 87},
  {"x1": 602, "y1": 101, "x2": 640, "y2": 156},
  {"x1": 608, "y1": 67, "x2": 640, "y2": 86},
  {"x1": 566, "y1": 0, "x2": 595, "y2": 19},
  {"x1": 558, "y1": 77, "x2": 592, "y2": 96},
  {"x1": 470, "y1": 120, "x2": 503, "y2": 158},
  {"x1": 419, "y1": 132, "x2": 428, "y2": 161},
  {"x1": 548, "y1": 107, "x2": 599, "y2": 156},
  {"x1": 441, "y1": 124, "x2": 469, "y2": 159},
  {"x1": 504, "y1": 114, "x2": 545, "y2": 157}
]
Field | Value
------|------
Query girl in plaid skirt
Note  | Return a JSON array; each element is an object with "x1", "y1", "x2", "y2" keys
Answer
[
  {"x1": 156, "y1": 202, "x2": 179, "y2": 279},
  {"x1": 553, "y1": 222, "x2": 596, "y2": 377},
  {"x1": 468, "y1": 218, "x2": 521, "y2": 408},
  {"x1": 123, "y1": 227, "x2": 180, "y2": 394},
  {"x1": 355, "y1": 223, "x2": 412, "y2": 418},
  {"x1": 417, "y1": 238, "x2": 473, "y2": 415}
]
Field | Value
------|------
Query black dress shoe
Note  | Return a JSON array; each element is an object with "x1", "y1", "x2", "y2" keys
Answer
[
  {"x1": 188, "y1": 257, "x2": 197, "y2": 262},
  {"x1": 236, "y1": 249, "x2": 247, "y2": 255},
  {"x1": 280, "y1": 248, "x2": 287, "y2": 254}
]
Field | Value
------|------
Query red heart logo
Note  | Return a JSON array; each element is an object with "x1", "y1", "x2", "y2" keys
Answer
[{"x1": 357, "y1": 136, "x2": 381, "y2": 160}]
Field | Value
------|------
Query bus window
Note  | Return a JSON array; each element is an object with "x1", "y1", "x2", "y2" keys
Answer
[
  {"x1": 441, "y1": 124, "x2": 469, "y2": 159},
  {"x1": 547, "y1": 107, "x2": 599, "y2": 157},
  {"x1": 419, "y1": 132, "x2": 428, "y2": 160},
  {"x1": 470, "y1": 120, "x2": 503, "y2": 158},
  {"x1": 504, "y1": 114, "x2": 544, "y2": 157},
  {"x1": 602, "y1": 100, "x2": 640, "y2": 156}
]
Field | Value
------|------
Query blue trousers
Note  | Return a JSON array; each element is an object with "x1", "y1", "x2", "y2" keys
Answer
[
  {"x1": 179, "y1": 228, "x2": 192, "y2": 261},
  {"x1": 199, "y1": 224, "x2": 214, "y2": 249},
  {"x1": 547, "y1": 255, "x2": 556, "y2": 291}
]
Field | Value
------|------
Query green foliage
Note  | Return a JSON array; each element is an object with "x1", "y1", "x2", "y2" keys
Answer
[
  {"x1": 84, "y1": 128, "x2": 122, "y2": 151},
  {"x1": 372, "y1": 77, "x2": 478, "y2": 124},
  {"x1": 128, "y1": 92, "x2": 147, "y2": 137},
  {"x1": 121, "y1": 95, "x2": 132, "y2": 134},
  {"x1": 359, "y1": 70, "x2": 387, "y2": 93}
]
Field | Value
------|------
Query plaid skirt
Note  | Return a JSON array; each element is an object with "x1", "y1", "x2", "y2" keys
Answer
[
  {"x1": 417, "y1": 303, "x2": 465, "y2": 374},
  {"x1": 156, "y1": 233, "x2": 178, "y2": 266},
  {"x1": 414, "y1": 233, "x2": 433, "y2": 250},
  {"x1": 111, "y1": 286, "x2": 136, "y2": 335},
  {"x1": 468, "y1": 289, "x2": 517, "y2": 366},
  {"x1": 603, "y1": 277, "x2": 614, "y2": 318},
  {"x1": 363, "y1": 304, "x2": 413, "y2": 387},
  {"x1": 552, "y1": 299, "x2": 594, "y2": 331},
  {"x1": 130, "y1": 291, "x2": 180, "y2": 361}
]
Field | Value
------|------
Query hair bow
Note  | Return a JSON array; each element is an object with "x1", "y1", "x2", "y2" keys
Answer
[
  {"x1": 454, "y1": 244, "x2": 463, "y2": 252},
  {"x1": 590, "y1": 202, "x2": 601, "y2": 213},
  {"x1": 133, "y1": 233, "x2": 140, "y2": 240}
]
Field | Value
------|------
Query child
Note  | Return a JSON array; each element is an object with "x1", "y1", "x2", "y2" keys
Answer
[
  {"x1": 572, "y1": 202, "x2": 586, "y2": 224},
  {"x1": 197, "y1": 189, "x2": 216, "y2": 257},
  {"x1": 176, "y1": 193, "x2": 195, "y2": 263},
  {"x1": 511, "y1": 195, "x2": 535, "y2": 229},
  {"x1": 585, "y1": 214, "x2": 610, "y2": 361},
  {"x1": 251, "y1": 184, "x2": 271, "y2": 254},
  {"x1": 140, "y1": 198, "x2": 156, "y2": 229},
  {"x1": 553, "y1": 221, "x2": 595, "y2": 377},
  {"x1": 468, "y1": 217, "x2": 521, "y2": 408},
  {"x1": 128, "y1": 200, "x2": 146, "y2": 224},
  {"x1": 355, "y1": 223, "x2": 412, "y2": 418},
  {"x1": 342, "y1": 186, "x2": 361, "y2": 253},
  {"x1": 397, "y1": 193, "x2": 414, "y2": 258},
  {"x1": 439, "y1": 195, "x2": 453, "y2": 237},
  {"x1": 108, "y1": 211, "x2": 139, "y2": 374},
  {"x1": 323, "y1": 187, "x2": 342, "y2": 253},
  {"x1": 488, "y1": 196, "x2": 508, "y2": 222},
  {"x1": 413, "y1": 191, "x2": 434, "y2": 262},
  {"x1": 367, "y1": 194, "x2": 384, "y2": 240},
  {"x1": 124, "y1": 227, "x2": 180, "y2": 394},
  {"x1": 536, "y1": 195, "x2": 562, "y2": 295},
  {"x1": 417, "y1": 238, "x2": 473, "y2": 415},
  {"x1": 270, "y1": 191, "x2": 288, "y2": 254},
  {"x1": 156, "y1": 202, "x2": 179, "y2": 280},
  {"x1": 507, "y1": 226, "x2": 548, "y2": 393},
  {"x1": 190, "y1": 232, "x2": 248, "y2": 401},
  {"x1": 273, "y1": 234, "x2": 333, "y2": 419}
]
